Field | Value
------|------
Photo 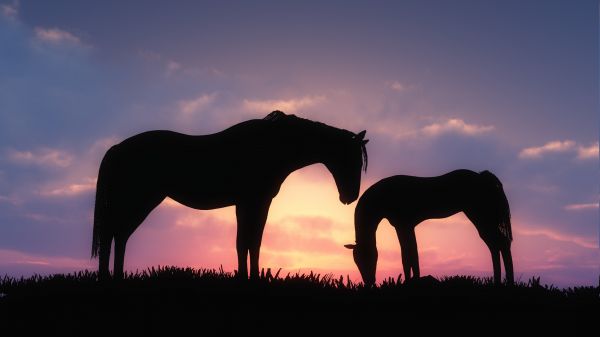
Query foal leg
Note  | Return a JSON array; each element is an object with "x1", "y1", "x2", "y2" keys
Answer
[
  {"x1": 489, "y1": 245, "x2": 501, "y2": 285},
  {"x1": 466, "y1": 210, "x2": 504, "y2": 286},
  {"x1": 394, "y1": 223, "x2": 419, "y2": 281},
  {"x1": 501, "y1": 244, "x2": 514, "y2": 285},
  {"x1": 400, "y1": 238, "x2": 412, "y2": 281}
]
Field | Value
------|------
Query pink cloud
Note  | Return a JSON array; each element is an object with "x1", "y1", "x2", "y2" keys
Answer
[
  {"x1": 564, "y1": 203, "x2": 599, "y2": 211},
  {"x1": 516, "y1": 227, "x2": 598, "y2": 249},
  {"x1": 38, "y1": 177, "x2": 97, "y2": 197},
  {"x1": 243, "y1": 95, "x2": 326, "y2": 114},
  {"x1": 518, "y1": 140, "x2": 596, "y2": 159},
  {"x1": 387, "y1": 80, "x2": 415, "y2": 92},
  {"x1": 577, "y1": 142, "x2": 599, "y2": 160},
  {"x1": 8, "y1": 147, "x2": 73, "y2": 168},
  {"x1": 123, "y1": 208, "x2": 238, "y2": 270},
  {"x1": 0, "y1": 248, "x2": 93, "y2": 270},
  {"x1": 0, "y1": 194, "x2": 20, "y2": 205},
  {"x1": 421, "y1": 118, "x2": 495, "y2": 137},
  {"x1": 165, "y1": 60, "x2": 182, "y2": 76},
  {"x1": 1, "y1": 0, "x2": 18, "y2": 18},
  {"x1": 89, "y1": 136, "x2": 120, "y2": 155},
  {"x1": 34, "y1": 27, "x2": 82, "y2": 45},
  {"x1": 178, "y1": 92, "x2": 218, "y2": 116}
]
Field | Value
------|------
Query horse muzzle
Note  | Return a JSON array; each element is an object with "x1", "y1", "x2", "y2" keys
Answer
[{"x1": 340, "y1": 195, "x2": 354, "y2": 205}]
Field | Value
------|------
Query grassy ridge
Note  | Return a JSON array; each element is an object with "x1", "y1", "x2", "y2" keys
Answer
[{"x1": 1, "y1": 266, "x2": 598, "y2": 335}]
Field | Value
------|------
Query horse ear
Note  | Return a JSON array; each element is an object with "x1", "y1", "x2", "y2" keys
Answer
[
  {"x1": 355, "y1": 130, "x2": 366, "y2": 140},
  {"x1": 344, "y1": 244, "x2": 357, "y2": 250},
  {"x1": 362, "y1": 139, "x2": 369, "y2": 145}
]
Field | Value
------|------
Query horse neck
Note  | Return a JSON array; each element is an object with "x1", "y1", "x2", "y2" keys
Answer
[{"x1": 277, "y1": 127, "x2": 338, "y2": 173}]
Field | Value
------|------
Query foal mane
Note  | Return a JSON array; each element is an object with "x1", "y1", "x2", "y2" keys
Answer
[{"x1": 263, "y1": 110, "x2": 368, "y2": 170}]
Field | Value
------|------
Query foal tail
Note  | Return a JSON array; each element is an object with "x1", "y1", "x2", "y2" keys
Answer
[
  {"x1": 479, "y1": 170, "x2": 512, "y2": 242},
  {"x1": 91, "y1": 146, "x2": 115, "y2": 258}
]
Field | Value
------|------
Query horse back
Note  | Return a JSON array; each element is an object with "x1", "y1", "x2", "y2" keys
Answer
[{"x1": 103, "y1": 123, "x2": 286, "y2": 207}]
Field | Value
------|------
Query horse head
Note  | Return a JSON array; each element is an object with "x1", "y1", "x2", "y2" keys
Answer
[
  {"x1": 344, "y1": 242, "x2": 377, "y2": 286},
  {"x1": 325, "y1": 130, "x2": 368, "y2": 205}
]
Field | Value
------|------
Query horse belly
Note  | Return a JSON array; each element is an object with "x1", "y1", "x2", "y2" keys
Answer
[
  {"x1": 172, "y1": 198, "x2": 234, "y2": 210},
  {"x1": 167, "y1": 185, "x2": 235, "y2": 210}
]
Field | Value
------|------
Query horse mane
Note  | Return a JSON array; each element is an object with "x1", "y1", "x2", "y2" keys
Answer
[
  {"x1": 479, "y1": 170, "x2": 512, "y2": 241},
  {"x1": 263, "y1": 110, "x2": 368, "y2": 171},
  {"x1": 263, "y1": 110, "x2": 288, "y2": 121}
]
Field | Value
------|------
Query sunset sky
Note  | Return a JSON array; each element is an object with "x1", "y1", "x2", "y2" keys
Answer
[{"x1": 0, "y1": 1, "x2": 597, "y2": 287}]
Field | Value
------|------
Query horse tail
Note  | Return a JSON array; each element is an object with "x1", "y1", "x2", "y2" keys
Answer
[
  {"x1": 479, "y1": 170, "x2": 512, "y2": 242},
  {"x1": 91, "y1": 146, "x2": 115, "y2": 258}
]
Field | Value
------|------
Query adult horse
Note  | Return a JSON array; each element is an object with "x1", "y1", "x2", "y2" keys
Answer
[
  {"x1": 92, "y1": 111, "x2": 368, "y2": 280},
  {"x1": 345, "y1": 169, "x2": 513, "y2": 286}
]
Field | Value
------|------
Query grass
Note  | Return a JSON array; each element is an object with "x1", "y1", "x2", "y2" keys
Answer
[{"x1": 0, "y1": 266, "x2": 598, "y2": 335}]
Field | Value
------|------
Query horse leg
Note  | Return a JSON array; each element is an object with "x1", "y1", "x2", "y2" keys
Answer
[
  {"x1": 247, "y1": 200, "x2": 271, "y2": 279},
  {"x1": 112, "y1": 195, "x2": 163, "y2": 281},
  {"x1": 249, "y1": 206, "x2": 270, "y2": 279},
  {"x1": 236, "y1": 199, "x2": 271, "y2": 280},
  {"x1": 405, "y1": 228, "x2": 420, "y2": 279},
  {"x1": 113, "y1": 235, "x2": 128, "y2": 281},
  {"x1": 235, "y1": 223, "x2": 249, "y2": 280},
  {"x1": 98, "y1": 235, "x2": 113, "y2": 281}
]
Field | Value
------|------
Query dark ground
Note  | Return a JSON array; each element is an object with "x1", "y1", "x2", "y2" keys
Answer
[{"x1": 0, "y1": 266, "x2": 598, "y2": 336}]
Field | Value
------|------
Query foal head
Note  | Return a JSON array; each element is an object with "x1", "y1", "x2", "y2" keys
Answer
[{"x1": 344, "y1": 242, "x2": 377, "y2": 286}]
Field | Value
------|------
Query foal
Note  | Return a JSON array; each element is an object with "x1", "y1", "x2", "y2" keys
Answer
[{"x1": 345, "y1": 170, "x2": 513, "y2": 286}]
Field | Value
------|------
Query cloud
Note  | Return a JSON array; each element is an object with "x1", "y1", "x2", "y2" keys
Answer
[
  {"x1": 0, "y1": 194, "x2": 20, "y2": 205},
  {"x1": 7, "y1": 147, "x2": 74, "y2": 168},
  {"x1": 138, "y1": 49, "x2": 162, "y2": 61},
  {"x1": 34, "y1": 27, "x2": 82, "y2": 45},
  {"x1": 243, "y1": 95, "x2": 326, "y2": 114},
  {"x1": 38, "y1": 177, "x2": 96, "y2": 197},
  {"x1": 22, "y1": 212, "x2": 71, "y2": 224},
  {"x1": 178, "y1": 92, "x2": 218, "y2": 116},
  {"x1": 138, "y1": 50, "x2": 223, "y2": 81},
  {"x1": 519, "y1": 140, "x2": 599, "y2": 160},
  {"x1": 518, "y1": 140, "x2": 576, "y2": 159},
  {"x1": 165, "y1": 60, "x2": 182, "y2": 76},
  {"x1": 1, "y1": 0, "x2": 18, "y2": 18},
  {"x1": 173, "y1": 211, "x2": 235, "y2": 229},
  {"x1": 576, "y1": 142, "x2": 599, "y2": 160},
  {"x1": 387, "y1": 80, "x2": 414, "y2": 92},
  {"x1": 564, "y1": 203, "x2": 599, "y2": 212},
  {"x1": 516, "y1": 227, "x2": 598, "y2": 250},
  {"x1": 0, "y1": 248, "x2": 93, "y2": 272},
  {"x1": 421, "y1": 119, "x2": 495, "y2": 137},
  {"x1": 89, "y1": 136, "x2": 120, "y2": 156}
]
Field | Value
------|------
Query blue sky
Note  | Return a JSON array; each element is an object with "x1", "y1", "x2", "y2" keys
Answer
[{"x1": 0, "y1": 0, "x2": 597, "y2": 286}]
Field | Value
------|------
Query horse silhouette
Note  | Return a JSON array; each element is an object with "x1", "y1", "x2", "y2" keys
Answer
[
  {"x1": 345, "y1": 169, "x2": 513, "y2": 286},
  {"x1": 92, "y1": 111, "x2": 368, "y2": 280}
]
